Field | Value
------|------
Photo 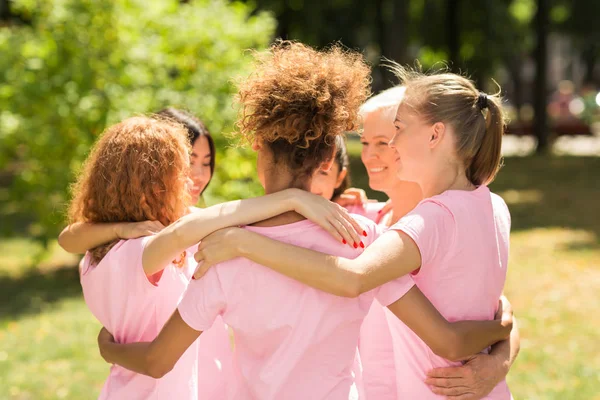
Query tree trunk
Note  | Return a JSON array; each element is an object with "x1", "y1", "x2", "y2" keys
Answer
[
  {"x1": 508, "y1": 58, "x2": 523, "y2": 120},
  {"x1": 374, "y1": 0, "x2": 409, "y2": 92},
  {"x1": 0, "y1": 0, "x2": 11, "y2": 21},
  {"x1": 447, "y1": 0, "x2": 460, "y2": 71},
  {"x1": 534, "y1": 0, "x2": 549, "y2": 153},
  {"x1": 582, "y1": 45, "x2": 597, "y2": 85},
  {"x1": 276, "y1": 1, "x2": 291, "y2": 40}
]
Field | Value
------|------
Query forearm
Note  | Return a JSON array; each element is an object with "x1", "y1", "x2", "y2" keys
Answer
[
  {"x1": 489, "y1": 316, "x2": 520, "y2": 371},
  {"x1": 236, "y1": 230, "x2": 360, "y2": 297},
  {"x1": 58, "y1": 222, "x2": 119, "y2": 254},
  {"x1": 145, "y1": 190, "x2": 310, "y2": 275},
  {"x1": 100, "y1": 341, "x2": 161, "y2": 378},
  {"x1": 445, "y1": 318, "x2": 512, "y2": 361}
]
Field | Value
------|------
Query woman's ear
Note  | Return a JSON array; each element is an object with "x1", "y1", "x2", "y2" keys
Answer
[
  {"x1": 320, "y1": 158, "x2": 334, "y2": 172},
  {"x1": 429, "y1": 122, "x2": 446, "y2": 148},
  {"x1": 251, "y1": 137, "x2": 262, "y2": 151},
  {"x1": 335, "y1": 167, "x2": 348, "y2": 189}
]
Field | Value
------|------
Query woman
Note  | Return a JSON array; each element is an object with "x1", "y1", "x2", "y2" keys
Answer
[
  {"x1": 157, "y1": 108, "x2": 216, "y2": 205},
  {"x1": 59, "y1": 108, "x2": 230, "y2": 398},
  {"x1": 193, "y1": 67, "x2": 516, "y2": 399},
  {"x1": 311, "y1": 87, "x2": 519, "y2": 398},
  {"x1": 96, "y1": 43, "x2": 511, "y2": 400},
  {"x1": 65, "y1": 114, "x2": 363, "y2": 399}
]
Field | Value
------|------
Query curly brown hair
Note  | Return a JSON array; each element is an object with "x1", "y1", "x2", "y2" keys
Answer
[
  {"x1": 236, "y1": 41, "x2": 371, "y2": 178},
  {"x1": 69, "y1": 116, "x2": 191, "y2": 264}
]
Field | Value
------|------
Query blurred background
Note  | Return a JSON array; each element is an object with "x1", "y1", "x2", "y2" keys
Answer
[{"x1": 0, "y1": 0, "x2": 598, "y2": 399}]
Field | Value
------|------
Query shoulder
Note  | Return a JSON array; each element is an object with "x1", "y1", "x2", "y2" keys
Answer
[
  {"x1": 349, "y1": 213, "x2": 380, "y2": 244},
  {"x1": 405, "y1": 198, "x2": 456, "y2": 225},
  {"x1": 490, "y1": 191, "x2": 512, "y2": 228},
  {"x1": 344, "y1": 202, "x2": 386, "y2": 222}
]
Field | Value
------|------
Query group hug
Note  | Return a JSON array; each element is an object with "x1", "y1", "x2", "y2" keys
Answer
[{"x1": 58, "y1": 41, "x2": 519, "y2": 399}]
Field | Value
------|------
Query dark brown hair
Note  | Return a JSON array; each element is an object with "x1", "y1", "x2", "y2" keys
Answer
[
  {"x1": 236, "y1": 41, "x2": 371, "y2": 181},
  {"x1": 156, "y1": 107, "x2": 216, "y2": 192},
  {"x1": 331, "y1": 135, "x2": 351, "y2": 200},
  {"x1": 391, "y1": 66, "x2": 505, "y2": 186}
]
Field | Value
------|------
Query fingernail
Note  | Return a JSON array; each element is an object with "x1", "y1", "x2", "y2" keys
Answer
[
  {"x1": 360, "y1": 241, "x2": 365, "y2": 248},
  {"x1": 353, "y1": 243, "x2": 358, "y2": 248},
  {"x1": 377, "y1": 210, "x2": 382, "y2": 214},
  {"x1": 342, "y1": 239, "x2": 347, "y2": 244},
  {"x1": 362, "y1": 230, "x2": 367, "y2": 237},
  {"x1": 192, "y1": 275, "x2": 197, "y2": 280}
]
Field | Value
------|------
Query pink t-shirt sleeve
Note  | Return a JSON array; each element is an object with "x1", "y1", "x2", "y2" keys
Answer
[
  {"x1": 389, "y1": 200, "x2": 456, "y2": 269},
  {"x1": 374, "y1": 275, "x2": 415, "y2": 306},
  {"x1": 178, "y1": 267, "x2": 227, "y2": 332}
]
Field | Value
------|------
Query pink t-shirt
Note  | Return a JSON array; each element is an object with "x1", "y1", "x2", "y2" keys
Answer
[
  {"x1": 388, "y1": 185, "x2": 512, "y2": 399},
  {"x1": 341, "y1": 203, "x2": 397, "y2": 399},
  {"x1": 345, "y1": 202, "x2": 386, "y2": 223},
  {"x1": 80, "y1": 237, "x2": 232, "y2": 400},
  {"x1": 178, "y1": 216, "x2": 415, "y2": 400}
]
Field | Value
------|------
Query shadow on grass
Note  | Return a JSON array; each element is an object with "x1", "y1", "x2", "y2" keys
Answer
[
  {"x1": 349, "y1": 153, "x2": 600, "y2": 248},
  {"x1": 0, "y1": 262, "x2": 82, "y2": 323}
]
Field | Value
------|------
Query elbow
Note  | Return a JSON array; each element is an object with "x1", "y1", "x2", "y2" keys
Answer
[
  {"x1": 430, "y1": 332, "x2": 466, "y2": 362},
  {"x1": 147, "y1": 366, "x2": 172, "y2": 380},
  {"x1": 338, "y1": 272, "x2": 363, "y2": 298},
  {"x1": 57, "y1": 229, "x2": 76, "y2": 253},
  {"x1": 145, "y1": 351, "x2": 174, "y2": 379}
]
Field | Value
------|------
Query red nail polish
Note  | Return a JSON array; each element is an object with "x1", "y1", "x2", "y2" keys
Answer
[
  {"x1": 192, "y1": 275, "x2": 197, "y2": 280},
  {"x1": 362, "y1": 230, "x2": 367, "y2": 237},
  {"x1": 360, "y1": 242, "x2": 365, "y2": 248},
  {"x1": 342, "y1": 239, "x2": 347, "y2": 244},
  {"x1": 377, "y1": 210, "x2": 382, "y2": 214},
  {"x1": 353, "y1": 243, "x2": 358, "y2": 248}
]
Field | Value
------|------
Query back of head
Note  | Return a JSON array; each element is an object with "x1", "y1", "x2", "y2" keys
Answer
[
  {"x1": 69, "y1": 116, "x2": 191, "y2": 263},
  {"x1": 392, "y1": 66, "x2": 505, "y2": 186},
  {"x1": 156, "y1": 107, "x2": 216, "y2": 178},
  {"x1": 236, "y1": 41, "x2": 371, "y2": 179}
]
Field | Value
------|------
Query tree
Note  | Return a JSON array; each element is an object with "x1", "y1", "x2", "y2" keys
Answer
[
  {"x1": 0, "y1": 0, "x2": 275, "y2": 243},
  {"x1": 534, "y1": 0, "x2": 549, "y2": 153}
]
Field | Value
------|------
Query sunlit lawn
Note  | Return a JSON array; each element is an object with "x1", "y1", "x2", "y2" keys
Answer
[{"x1": 1, "y1": 147, "x2": 599, "y2": 399}]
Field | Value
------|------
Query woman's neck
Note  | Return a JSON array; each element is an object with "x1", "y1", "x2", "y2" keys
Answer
[
  {"x1": 254, "y1": 172, "x2": 311, "y2": 227},
  {"x1": 385, "y1": 181, "x2": 423, "y2": 225},
  {"x1": 419, "y1": 160, "x2": 475, "y2": 199}
]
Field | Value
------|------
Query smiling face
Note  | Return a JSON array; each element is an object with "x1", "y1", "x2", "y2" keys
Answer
[
  {"x1": 188, "y1": 135, "x2": 212, "y2": 204},
  {"x1": 390, "y1": 101, "x2": 435, "y2": 184},
  {"x1": 360, "y1": 110, "x2": 400, "y2": 192}
]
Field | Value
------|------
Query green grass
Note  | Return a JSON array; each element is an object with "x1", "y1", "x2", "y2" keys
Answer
[{"x1": 1, "y1": 151, "x2": 599, "y2": 399}]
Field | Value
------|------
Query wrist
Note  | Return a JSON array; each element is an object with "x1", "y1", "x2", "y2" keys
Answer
[
  {"x1": 235, "y1": 229, "x2": 253, "y2": 258},
  {"x1": 490, "y1": 350, "x2": 510, "y2": 377},
  {"x1": 283, "y1": 188, "x2": 301, "y2": 212},
  {"x1": 113, "y1": 223, "x2": 123, "y2": 240},
  {"x1": 98, "y1": 339, "x2": 113, "y2": 363}
]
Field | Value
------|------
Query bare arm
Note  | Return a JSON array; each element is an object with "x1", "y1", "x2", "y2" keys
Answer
[
  {"x1": 58, "y1": 221, "x2": 164, "y2": 254},
  {"x1": 490, "y1": 313, "x2": 520, "y2": 369},
  {"x1": 143, "y1": 189, "x2": 363, "y2": 276},
  {"x1": 424, "y1": 298, "x2": 520, "y2": 398},
  {"x1": 386, "y1": 287, "x2": 513, "y2": 362},
  {"x1": 194, "y1": 227, "x2": 420, "y2": 297},
  {"x1": 98, "y1": 310, "x2": 200, "y2": 379}
]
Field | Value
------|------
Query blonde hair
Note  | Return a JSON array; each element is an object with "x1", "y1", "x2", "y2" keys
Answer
[
  {"x1": 391, "y1": 65, "x2": 505, "y2": 186},
  {"x1": 360, "y1": 85, "x2": 406, "y2": 124}
]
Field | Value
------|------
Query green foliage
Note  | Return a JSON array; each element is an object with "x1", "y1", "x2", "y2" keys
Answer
[{"x1": 0, "y1": 0, "x2": 275, "y2": 243}]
